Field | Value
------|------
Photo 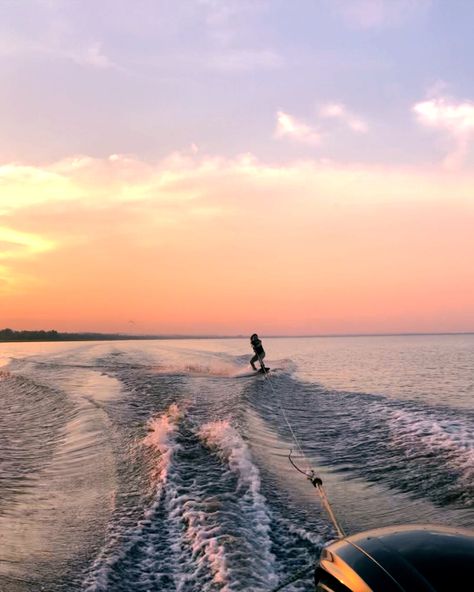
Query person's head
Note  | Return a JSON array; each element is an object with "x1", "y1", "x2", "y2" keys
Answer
[{"x1": 250, "y1": 333, "x2": 258, "y2": 341}]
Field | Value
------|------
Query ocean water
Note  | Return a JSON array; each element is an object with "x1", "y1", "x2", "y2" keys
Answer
[{"x1": 0, "y1": 335, "x2": 473, "y2": 591}]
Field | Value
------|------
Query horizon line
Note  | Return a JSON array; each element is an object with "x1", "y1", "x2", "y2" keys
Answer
[
  {"x1": 2, "y1": 328, "x2": 474, "y2": 343},
  {"x1": 129, "y1": 331, "x2": 474, "y2": 339}
]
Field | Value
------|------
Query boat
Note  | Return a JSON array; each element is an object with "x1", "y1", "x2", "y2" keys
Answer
[{"x1": 314, "y1": 523, "x2": 474, "y2": 591}]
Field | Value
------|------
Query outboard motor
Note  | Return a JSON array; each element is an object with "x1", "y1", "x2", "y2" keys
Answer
[{"x1": 314, "y1": 524, "x2": 474, "y2": 591}]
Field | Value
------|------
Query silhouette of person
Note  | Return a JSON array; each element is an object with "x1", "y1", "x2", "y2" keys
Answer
[{"x1": 250, "y1": 333, "x2": 266, "y2": 371}]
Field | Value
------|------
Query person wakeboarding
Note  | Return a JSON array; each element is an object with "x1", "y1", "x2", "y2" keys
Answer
[{"x1": 250, "y1": 333, "x2": 267, "y2": 372}]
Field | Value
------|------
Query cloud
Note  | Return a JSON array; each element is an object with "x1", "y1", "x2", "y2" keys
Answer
[
  {"x1": 5, "y1": 152, "x2": 474, "y2": 223},
  {"x1": 274, "y1": 111, "x2": 321, "y2": 146},
  {"x1": 319, "y1": 102, "x2": 368, "y2": 133},
  {"x1": 0, "y1": 153, "x2": 235, "y2": 231},
  {"x1": 0, "y1": 226, "x2": 55, "y2": 292},
  {"x1": 4, "y1": 153, "x2": 471, "y2": 218},
  {"x1": 329, "y1": 0, "x2": 431, "y2": 29},
  {"x1": 413, "y1": 98, "x2": 474, "y2": 133},
  {"x1": 0, "y1": 227, "x2": 55, "y2": 260},
  {"x1": 0, "y1": 163, "x2": 83, "y2": 212},
  {"x1": 274, "y1": 103, "x2": 368, "y2": 146},
  {"x1": 413, "y1": 97, "x2": 474, "y2": 168}
]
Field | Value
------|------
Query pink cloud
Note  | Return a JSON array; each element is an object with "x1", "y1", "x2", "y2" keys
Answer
[
  {"x1": 414, "y1": 97, "x2": 474, "y2": 168},
  {"x1": 274, "y1": 111, "x2": 321, "y2": 145},
  {"x1": 319, "y1": 102, "x2": 368, "y2": 133}
]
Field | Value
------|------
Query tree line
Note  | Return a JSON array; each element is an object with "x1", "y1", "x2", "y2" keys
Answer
[{"x1": 0, "y1": 328, "x2": 134, "y2": 342}]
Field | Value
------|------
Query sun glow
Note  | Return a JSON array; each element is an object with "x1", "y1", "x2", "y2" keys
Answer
[{"x1": 0, "y1": 152, "x2": 473, "y2": 334}]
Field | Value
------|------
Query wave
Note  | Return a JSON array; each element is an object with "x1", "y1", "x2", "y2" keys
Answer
[
  {"x1": 83, "y1": 406, "x2": 285, "y2": 591},
  {"x1": 198, "y1": 420, "x2": 277, "y2": 589},
  {"x1": 258, "y1": 376, "x2": 474, "y2": 510},
  {"x1": 386, "y1": 407, "x2": 474, "y2": 505},
  {"x1": 0, "y1": 371, "x2": 73, "y2": 510}
]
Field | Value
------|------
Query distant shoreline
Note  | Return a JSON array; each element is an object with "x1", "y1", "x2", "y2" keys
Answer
[{"x1": 1, "y1": 329, "x2": 473, "y2": 343}]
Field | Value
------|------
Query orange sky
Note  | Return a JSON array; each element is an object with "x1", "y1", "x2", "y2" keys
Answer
[
  {"x1": 1, "y1": 154, "x2": 473, "y2": 335},
  {"x1": 1, "y1": 2, "x2": 474, "y2": 335}
]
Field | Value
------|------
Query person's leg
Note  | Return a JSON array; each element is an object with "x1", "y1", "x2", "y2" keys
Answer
[{"x1": 250, "y1": 353, "x2": 258, "y2": 370}]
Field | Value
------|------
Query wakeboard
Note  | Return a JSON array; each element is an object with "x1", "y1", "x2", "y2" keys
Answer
[{"x1": 234, "y1": 367, "x2": 271, "y2": 378}]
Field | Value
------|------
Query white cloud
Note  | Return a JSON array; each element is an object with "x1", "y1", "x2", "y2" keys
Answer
[
  {"x1": 319, "y1": 102, "x2": 368, "y2": 133},
  {"x1": 274, "y1": 103, "x2": 368, "y2": 147},
  {"x1": 414, "y1": 98, "x2": 474, "y2": 133},
  {"x1": 274, "y1": 111, "x2": 321, "y2": 146},
  {"x1": 413, "y1": 97, "x2": 474, "y2": 168}
]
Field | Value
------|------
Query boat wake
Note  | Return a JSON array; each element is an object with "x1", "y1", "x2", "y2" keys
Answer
[{"x1": 83, "y1": 403, "x2": 319, "y2": 592}]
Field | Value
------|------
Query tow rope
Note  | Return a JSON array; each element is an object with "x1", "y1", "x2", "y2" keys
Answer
[
  {"x1": 254, "y1": 355, "x2": 347, "y2": 591},
  {"x1": 257, "y1": 354, "x2": 345, "y2": 539}
]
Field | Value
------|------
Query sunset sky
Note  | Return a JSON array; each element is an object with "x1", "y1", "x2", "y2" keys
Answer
[{"x1": 1, "y1": 0, "x2": 473, "y2": 335}]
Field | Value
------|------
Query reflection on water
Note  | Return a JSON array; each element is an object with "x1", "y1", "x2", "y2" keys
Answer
[{"x1": 279, "y1": 334, "x2": 474, "y2": 408}]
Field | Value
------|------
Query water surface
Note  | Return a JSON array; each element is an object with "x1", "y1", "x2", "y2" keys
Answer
[{"x1": 1, "y1": 335, "x2": 473, "y2": 591}]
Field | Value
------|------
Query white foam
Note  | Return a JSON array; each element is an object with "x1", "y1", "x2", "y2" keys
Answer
[
  {"x1": 199, "y1": 420, "x2": 277, "y2": 587},
  {"x1": 167, "y1": 491, "x2": 232, "y2": 591},
  {"x1": 154, "y1": 361, "x2": 242, "y2": 378},
  {"x1": 83, "y1": 404, "x2": 182, "y2": 591},
  {"x1": 84, "y1": 412, "x2": 283, "y2": 590},
  {"x1": 143, "y1": 403, "x2": 181, "y2": 483}
]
